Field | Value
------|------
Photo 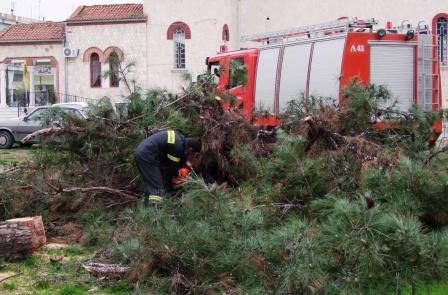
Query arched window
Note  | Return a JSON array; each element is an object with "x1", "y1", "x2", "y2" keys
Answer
[
  {"x1": 437, "y1": 17, "x2": 447, "y2": 65},
  {"x1": 174, "y1": 28, "x2": 186, "y2": 69},
  {"x1": 109, "y1": 52, "x2": 120, "y2": 87},
  {"x1": 222, "y1": 24, "x2": 230, "y2": 42},
  {"x1": 90, "y1": 53, "x2": 101, "y2": 87}
]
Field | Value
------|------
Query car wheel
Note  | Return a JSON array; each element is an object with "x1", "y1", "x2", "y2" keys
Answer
[{"x1": 0, "y1": 131, "x2": 14, "y2": 149}]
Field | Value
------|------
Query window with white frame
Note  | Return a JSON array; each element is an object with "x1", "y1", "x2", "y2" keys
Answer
[
  {"x1": 174, "y1": 28, "x2": 186, "y2": 69},
  {"x1": 436, "y1": 17, "x2": 447, "y2": 66}
]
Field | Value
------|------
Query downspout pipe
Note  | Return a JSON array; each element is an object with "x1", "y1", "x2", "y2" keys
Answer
[{"x1": 64, "y1": 22, "x2": 68, "y2": 103}]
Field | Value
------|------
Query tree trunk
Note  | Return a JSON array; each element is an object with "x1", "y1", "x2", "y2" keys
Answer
[
  {"x1": 5, "y1": 216, "x2": 46, "y2": 250},
  {"x1": 0, "y1": 224, "x2": 33, "y2": 261}
]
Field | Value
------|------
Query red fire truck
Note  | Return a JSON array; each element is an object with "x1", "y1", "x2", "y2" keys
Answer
[{"x1": 207, "y1": 18, "x2": 443, "y2": 135}]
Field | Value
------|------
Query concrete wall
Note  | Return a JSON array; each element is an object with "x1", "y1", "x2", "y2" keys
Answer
[
  {"x1": 239, "y1": 0, "x2": 448, "y2": 36},
  {"x1": 65, "y1": 22, "x2": 148, "y2": 102},
  {"x1": 144, "y1": 0, "x2": 238, "y2": 91}
]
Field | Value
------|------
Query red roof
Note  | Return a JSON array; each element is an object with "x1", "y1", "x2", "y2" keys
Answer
[
  {"x1": 0, "y1": 22, "x2": 65, "y2": 43},
  {"x1": 67, "y1": 4, "x2": 146, "y2": 23}
]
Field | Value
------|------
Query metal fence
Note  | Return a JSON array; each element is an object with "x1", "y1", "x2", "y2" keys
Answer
[
  {"x1": 6, "y1": 90, "x2": 96, "y2": 117},
  {"x1": 7, "y1": 90, "x2": 95, "y2": 107}
]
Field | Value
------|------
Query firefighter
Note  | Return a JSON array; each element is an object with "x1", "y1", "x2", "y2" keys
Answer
[{"x1": 134, "y1": 129, "x2": 201, "y2": 204}]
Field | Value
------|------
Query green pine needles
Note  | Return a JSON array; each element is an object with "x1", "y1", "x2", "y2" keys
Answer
[{"x1": 1, "y1": 79, "x2": 448, "y2": 294}]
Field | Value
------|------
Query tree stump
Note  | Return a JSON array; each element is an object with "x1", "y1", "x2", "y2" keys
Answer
[
  {"x1": 5, "y1": 216, "x2": 46, "y2": 250},
  {"x1": 0, "y1": 224, "x2": 33, "y2": 261}
]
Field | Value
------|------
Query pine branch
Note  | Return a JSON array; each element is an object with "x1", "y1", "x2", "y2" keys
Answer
[
  {"x1": 21, "y1": 127, "x2": 86, "y2": 144},
  {"x1": 424, "y1": 145, "x2": 448, "y2": 165},
  {"x1": 61, "y1": 187, "x2": 139, "y2": 201},
  {"x1": 0, "y1": 164, "x2": 30, "y2": 175}
]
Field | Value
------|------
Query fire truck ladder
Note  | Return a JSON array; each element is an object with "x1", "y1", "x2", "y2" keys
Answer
[
  {"x1": 240, "y1": 17, "x2": 378, "y2": 44},
  {"x1": 418, "y1": 34, "x2": 440, "y2": 111}
]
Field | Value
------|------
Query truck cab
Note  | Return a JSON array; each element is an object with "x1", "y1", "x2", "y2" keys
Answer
[{"x1": 208, "y1": 49, "x2": 279, "y2": 126}]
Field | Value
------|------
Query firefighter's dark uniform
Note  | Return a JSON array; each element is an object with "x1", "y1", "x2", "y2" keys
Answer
[{"x1": 134, "y1": 130, "x2": 186, "y2": 202}]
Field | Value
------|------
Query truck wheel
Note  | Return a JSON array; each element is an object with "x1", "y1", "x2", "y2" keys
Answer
[{"x1": 0, "y1": 131, "x2": 14, "y2": 149}]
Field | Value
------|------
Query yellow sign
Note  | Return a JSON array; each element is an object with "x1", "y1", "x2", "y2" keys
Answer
[{"x1": 23, "y1": 60, "x2": 29, "y2": 91}]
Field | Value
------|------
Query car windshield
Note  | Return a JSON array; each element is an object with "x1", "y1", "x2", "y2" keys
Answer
[
  {"x1": 26, "y1": 107, "x2": 86, "y2": 124},
  {"x1": 80, "y1": 107, "x2": 91, "y2": 118},
  {"x1": 26, "y1": 108, "x2": 50, "y2": 121}
]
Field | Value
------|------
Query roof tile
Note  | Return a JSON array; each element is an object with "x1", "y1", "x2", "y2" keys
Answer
[
  {"x1": 0, "y1": 22, "x2": 65, "y2": 43},
  {"x1": 67, "y1": 4, "x2": 145, "y2": 22}
]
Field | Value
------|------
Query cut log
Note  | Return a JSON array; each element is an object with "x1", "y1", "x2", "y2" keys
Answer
[
  {"x1": 82, "y1": 262, "x2": 131, "y2": 277},
  {"x1": 0, "y1": 224, "x2": 33, "y2": 261},
  {"x1": 0, "y1": 272, "x2": 17, "y2": 283},
  {"x1": 5, "y1": 216, "x2": 46, "y2": 250}
]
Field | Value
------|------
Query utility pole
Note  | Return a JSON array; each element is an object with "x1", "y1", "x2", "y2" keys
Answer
[
  {"x1": 38, "y1": 0, "x2": 41, "y2": 21},
  {"x1": 10, "y1": 1, "x2": 15, "y2": 16}
]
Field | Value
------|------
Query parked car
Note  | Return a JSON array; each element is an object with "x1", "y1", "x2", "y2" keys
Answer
[{"x1": 0, "y1": 102, "x2": 90, "y2": 149}]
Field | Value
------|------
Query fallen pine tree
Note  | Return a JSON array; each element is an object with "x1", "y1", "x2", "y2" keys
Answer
[{"x1": 1, "y1": 79, "x2": 448, "y2": 294}]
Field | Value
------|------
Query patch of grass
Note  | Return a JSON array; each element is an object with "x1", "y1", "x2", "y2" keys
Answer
[
  {"x1": 34, "y1": 280, "x2": 50, "y2": 290},
  {"x1": 64, "y1": 244, "x2": 85, "y2": 257},
  {"x1": 403, "y1": 282, "x2": 448, "y2": 295},
  {"x1": 57, "y1": 283, "x2": 87, "y2": 295},
  {"x1": 45, "y1": 244, "x2": 86, "y2": 259},
  {"x1": 0, "y1": 282, "x2": 16, "y2": 291},
  {"x1": 103, "y1": 282, "x2": 133, "y2": 294},
  {"x1": 0, "y1": 146, "x2": 34, "y2": 172},
  {"x1": 422, "y1": 282, "x2": 448, "y2": 295},
  {"x1": 0, "y1": 243, "x2": 102, "y2": 295},
  {"x1": 20, "y1": 256, "x2": 38, "y2": 269}
]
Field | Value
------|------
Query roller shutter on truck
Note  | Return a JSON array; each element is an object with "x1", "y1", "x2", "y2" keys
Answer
[
  {"x1": 370, "y1": 44, "x2": 415, "y2": 112},
  {"x1": 255, "y1": 37, "x2": 345, "y2": 114},
  {"x1": 278, "y1": 43, "x2": 312, "y2": 111},
  {"x1": 254, "y1": 48, "x2": 280, "y2": 113},
  {"x1": 308, "y1": 37, "x2": 345, "y2": 101}
]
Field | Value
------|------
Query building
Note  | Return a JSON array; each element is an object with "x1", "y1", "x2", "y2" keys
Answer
[
  {"x1": 65, "y1": 4, "x2": 147, "y2": 101},
  {"x1": 0, "y1": 22, "x2": 65, "y2": 108},
  {"x1": 0, "y1": 13, "x2": 38, "y2": 31},
  {"x1": 144, "y1": 0, "x2": 237, "y2": 90},
  {"x1": 0, "y1": 4, "x2": 147, "y2": 111},
  {"x1": 0, "y1": 1, "x2": 447, "y2": 115}
]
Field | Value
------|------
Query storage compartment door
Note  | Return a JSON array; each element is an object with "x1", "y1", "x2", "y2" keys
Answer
[
  {"x1": 279, "y1": 43, "x2": 312, "y2": 112},
  {"x1": 308, "y1": 38, "x2": 345, "y2": 100},
  {"x1": 254, "y1": 48, "x2": 280, "y2": 113},
  {"x1": 370, "y1": 44, "x2": 415, "y2": 112}
]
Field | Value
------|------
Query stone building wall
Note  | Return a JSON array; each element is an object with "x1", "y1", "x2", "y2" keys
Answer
[
  {"x1": 144, "y1": 0, "x2": 238, "y2": 91},
  {"x1": 65, "y1": 22, "x2": 148, "y2": 102}
]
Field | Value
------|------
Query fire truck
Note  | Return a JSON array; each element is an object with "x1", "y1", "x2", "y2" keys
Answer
[{"x1": 207, "y1": 17, "x2": 443, "y2": 135}]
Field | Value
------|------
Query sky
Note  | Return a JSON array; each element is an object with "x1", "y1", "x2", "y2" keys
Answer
[{"x1": 1, "y1": 0, "x2": 142, "y2": 21}]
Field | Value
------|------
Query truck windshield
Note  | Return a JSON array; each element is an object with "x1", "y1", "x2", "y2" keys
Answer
[{"x1": 229, "y1": 58, "x2": 247, "y2": 88}]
